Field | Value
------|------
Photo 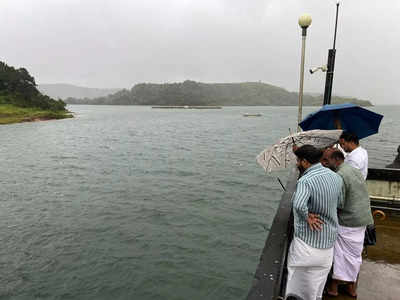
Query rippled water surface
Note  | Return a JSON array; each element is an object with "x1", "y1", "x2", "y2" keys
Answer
[{"x1": 0, "y1": 105, "x2": 398, "y2": 300}]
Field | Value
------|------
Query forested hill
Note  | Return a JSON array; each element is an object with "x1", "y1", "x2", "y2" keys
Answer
[
  {"x1": 0, "y1": 61, "x2": 66, "y2": 111},
  {"x1": 65, "y1": 80, "x2": 372, "y2": 106}
]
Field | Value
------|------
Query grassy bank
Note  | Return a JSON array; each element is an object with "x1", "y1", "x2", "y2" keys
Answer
[{"x1": 0, "y1": 104, "x2": 73, "y2": 125}]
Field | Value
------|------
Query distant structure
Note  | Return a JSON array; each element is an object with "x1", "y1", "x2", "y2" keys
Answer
[{"x1": 386, "y1": 145, "x2": 400, "y2": 169}]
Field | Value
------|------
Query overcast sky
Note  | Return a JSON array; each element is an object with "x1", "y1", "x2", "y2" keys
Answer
[{"x1": 0, "y1": 0, "x2": 399, "y2": 104}]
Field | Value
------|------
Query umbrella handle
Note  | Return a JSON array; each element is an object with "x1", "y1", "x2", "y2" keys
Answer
[
  {"x1": 334, "y1": 118, "x2": 342, "y2": 129},
  {"x1": 333, "y1": 112, "x2": 342, "y2": 129},
  {"x1": 291, "y1": 137, "x2": 298, "y2": 152}
]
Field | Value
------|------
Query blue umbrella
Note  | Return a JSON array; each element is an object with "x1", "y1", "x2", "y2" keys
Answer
[{"x1": 299, "y1": 103, "x2": 383, "y2": 139}]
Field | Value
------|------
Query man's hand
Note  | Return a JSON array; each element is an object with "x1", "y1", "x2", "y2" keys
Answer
[
  {"x1": 307, "y1": 213, "x2": 324, "y2": 231},
  {"x1": 292, "y1": 144, "x2": 299, "y2": 152}
]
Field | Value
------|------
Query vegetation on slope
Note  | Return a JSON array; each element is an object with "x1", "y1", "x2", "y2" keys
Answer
[{"x1": 0, "y1": 61, "x2": 71, "y2": 124}]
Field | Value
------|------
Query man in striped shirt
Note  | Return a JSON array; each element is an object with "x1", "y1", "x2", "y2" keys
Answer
[{"x1": 285, "y1": 145, "x2": 343, "y2": 300}]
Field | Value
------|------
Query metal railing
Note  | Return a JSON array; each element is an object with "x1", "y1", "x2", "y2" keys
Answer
[{"x1": 246, "y1": 170, "x2": 298, "y2": 300}]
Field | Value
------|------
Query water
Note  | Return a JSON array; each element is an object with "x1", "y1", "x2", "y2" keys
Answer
[{"x1": 0, "y1": 105, "x2": 398, "y2": 300}]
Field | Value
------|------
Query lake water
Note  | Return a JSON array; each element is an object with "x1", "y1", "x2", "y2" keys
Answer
[{"x1": 0, "y1": 105, "x2": 398, "y2": 300}]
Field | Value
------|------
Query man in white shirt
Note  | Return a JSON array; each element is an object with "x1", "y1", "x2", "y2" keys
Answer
[{"x1": 339, "y1": 132, "x2": 368, "y2": 179}]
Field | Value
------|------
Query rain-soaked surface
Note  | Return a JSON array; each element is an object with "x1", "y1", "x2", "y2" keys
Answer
[{"x1": 325, "y1": 211, "x2": 400, "y2": 300}]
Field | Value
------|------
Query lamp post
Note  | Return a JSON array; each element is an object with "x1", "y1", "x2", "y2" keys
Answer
[{"x1": 297, "y1": 14, "x2": 312, "y2": 132}]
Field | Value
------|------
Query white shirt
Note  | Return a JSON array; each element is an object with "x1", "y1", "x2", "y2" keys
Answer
[{"x1": 345, "y1": 146, "x2": 368, "y2": 179}]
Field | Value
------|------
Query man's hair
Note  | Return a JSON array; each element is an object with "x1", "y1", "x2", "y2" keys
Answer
[
  {"x1": 294, "y1": 145, "x2": 322, "y2": 164},
  {"x1": 340, "y1": 131, "x2": 359, "y2": 145},
  {"x1": 330, "y1": 149, "x2": 345, "y2": 161}
]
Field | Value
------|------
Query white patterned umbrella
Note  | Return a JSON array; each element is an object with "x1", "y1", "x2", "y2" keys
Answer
[{"x1": 257, "y1": 129, "x2": 343, "y2": 172}]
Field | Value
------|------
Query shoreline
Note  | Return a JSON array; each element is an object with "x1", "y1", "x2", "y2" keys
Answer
[{"x1": 0, "y1": 104, "x2": 73, "y2": 125}]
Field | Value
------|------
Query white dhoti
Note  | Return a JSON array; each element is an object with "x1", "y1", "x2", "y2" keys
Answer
[
  {"x1": 285, "y1": 237, "x2": 333, "y2": 300},
  {"x1": 332, "y1": 225, "x2": 366, "y2": 282}
]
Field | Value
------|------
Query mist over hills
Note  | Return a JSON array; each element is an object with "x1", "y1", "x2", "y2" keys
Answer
[
  {"x1": 45, "y1": 81, "x2": 372, "y2": 106},
  {"x1": 38, "y1": 84, "x2": 122, "y2": 100}
]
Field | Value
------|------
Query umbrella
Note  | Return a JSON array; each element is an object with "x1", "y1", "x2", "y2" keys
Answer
[
  {"x1": 257, "y1": 129, "x2": 343, "y2": 172},
  {"x1": 299, "y1": 103, "x2": 383, "y2": 139}
]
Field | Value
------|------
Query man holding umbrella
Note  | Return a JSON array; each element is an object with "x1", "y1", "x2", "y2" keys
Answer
[
  {"x1": 299, "y1": 103, "x2": 383, "y2": 179},
  {"x1": 339, "y1": 132, "x2": 368, "y2": 179}
]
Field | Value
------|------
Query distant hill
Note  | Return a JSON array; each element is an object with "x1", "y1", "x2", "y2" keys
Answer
[
  {"x1": 38, "y1": 84, "x2": 122, "y2": 100},
  {"x1": 64, "y1": 81, "x2": 372, "y2": 106}
]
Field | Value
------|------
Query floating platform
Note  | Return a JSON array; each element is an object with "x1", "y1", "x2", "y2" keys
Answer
[
  {"x1": 243, "y1": 113, "x2": 262, "y2": 117},
  {"x1": 151, "y1": 106, "x2": 222, "y2": 109}
]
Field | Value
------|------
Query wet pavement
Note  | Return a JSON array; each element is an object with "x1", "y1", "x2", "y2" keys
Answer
[{"x1": 324, "y1": 211, "x2": 400, "y2": 300}]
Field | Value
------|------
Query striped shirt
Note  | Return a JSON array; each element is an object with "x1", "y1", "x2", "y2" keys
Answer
[{"x1": 292, "y1": 163, "x2": 343, "y2": 249}]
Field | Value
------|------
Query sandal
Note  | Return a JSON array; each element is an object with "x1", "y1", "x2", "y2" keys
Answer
[
  {"x1": 344, "y1": 286, "x2": 357, "y2": 298},
  {"x1": 326, "y1": 289, "x2": 339, "y2": 297}
]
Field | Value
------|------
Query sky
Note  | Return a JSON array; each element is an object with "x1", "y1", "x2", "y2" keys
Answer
[{"x1": 0, "y1": 0, "x2": 399, "y2": 104}]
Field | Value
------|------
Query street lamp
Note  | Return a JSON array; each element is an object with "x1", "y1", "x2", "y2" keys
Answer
[{"x1": 297, "y1": 14, "x2": 312, "y2": 132}]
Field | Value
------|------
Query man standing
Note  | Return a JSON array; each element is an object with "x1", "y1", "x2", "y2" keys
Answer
[
  {"x1": 321, "y1": 149, "x2": 374, "y2": 298},
  {"x1": 339, "y1": 132, "x2": 368, "y2": 179},
  {"x1": 285, "y1": 145, "x2": 343, "y2": 300}
]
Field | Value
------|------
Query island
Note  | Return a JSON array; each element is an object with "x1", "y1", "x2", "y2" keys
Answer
[{"x1": 63, "y1": 80, "x2": 373, "y2": 107}]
